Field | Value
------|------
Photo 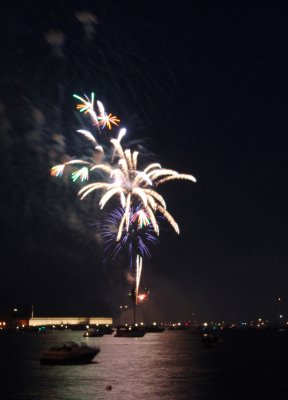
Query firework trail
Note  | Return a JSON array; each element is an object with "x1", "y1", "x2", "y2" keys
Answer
[{"x1": 135, "y1": 255, "x2": 143, "y2": 304}]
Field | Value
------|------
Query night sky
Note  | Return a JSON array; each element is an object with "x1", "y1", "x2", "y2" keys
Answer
[{"x1": 1, "y1": 1, "x2": 287, "y2": 323}]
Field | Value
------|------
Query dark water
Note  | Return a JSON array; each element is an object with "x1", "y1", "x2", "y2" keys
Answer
[{"x1": 1, "y1": 329, "x2": 288, "y2": 400}]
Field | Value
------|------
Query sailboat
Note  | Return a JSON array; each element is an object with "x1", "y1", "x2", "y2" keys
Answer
[
  {"x1": 114, "y1": 286, "x2": 146, "y2": 338},
  {"x1": 114, "y1": 324, "x2": 145, "y2": 337}
]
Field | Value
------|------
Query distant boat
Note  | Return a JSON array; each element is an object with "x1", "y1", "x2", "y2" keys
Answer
[
  {"x1": 168, "y1": 325, "x2": 189, "y2": 331},
  {"x1": 114, "y1": 326, "x2": 146, "y2": 337},
  {"x1": 100, "y1": 326, "x2": 114, "y2": 335},
  {"x1": 201, "y1": 333, "x2": 219, "y2": 347},
  {"x1": 39, "y1": 341, "x2": 100, "y2": 365},
  {"x1": 144, "y1": 325, "x2": 165, "y2": 333},
  {"x1": 83, "y1": 328, "x2": 104, "y2": 337}
]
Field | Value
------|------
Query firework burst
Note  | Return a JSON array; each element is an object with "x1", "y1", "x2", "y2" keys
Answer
[
  {"x1": 78, "y1": 140, "x2": 196, "y2": 240},
  {"x1": 73, "y1": 92, "x2": 99, "y2": 128},
  {"x1": 51, "y1": 159, "x2": 92, "y2": 181},
  {"x1": 100, "y1": 207, "x2": 158, "y2": 262},
  {"x1": 71, "y1": 167, "x2": 89, "y2": 182},
  {"x1": 73, "y1": 93, "x2": 120, "y2": 131},
  {"x1": 51, "y1": 92, "x2": 197, "y2": 313}
]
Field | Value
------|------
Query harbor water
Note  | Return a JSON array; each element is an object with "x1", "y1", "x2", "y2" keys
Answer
[{"x1": 1, "y1": 328, "x2": 288, "y2": 400}]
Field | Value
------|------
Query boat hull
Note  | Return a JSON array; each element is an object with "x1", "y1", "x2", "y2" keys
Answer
[
  {"x1": 40, "y1": 350, "x2": 99, "y2": 365},
  {"x1": 114, "y1": 327, "x2": 145, "y2": 337},
  {"x1": 39, "y1": 342, "x2": 100, "y2": 365},
  {"x1": 83, "y1": 329, "x2": 104, "y2": 337}
]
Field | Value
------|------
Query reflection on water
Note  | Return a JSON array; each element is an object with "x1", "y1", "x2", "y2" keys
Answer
[{"x1": 1, "y1": 329, "x2": 288, "y2": 399}]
